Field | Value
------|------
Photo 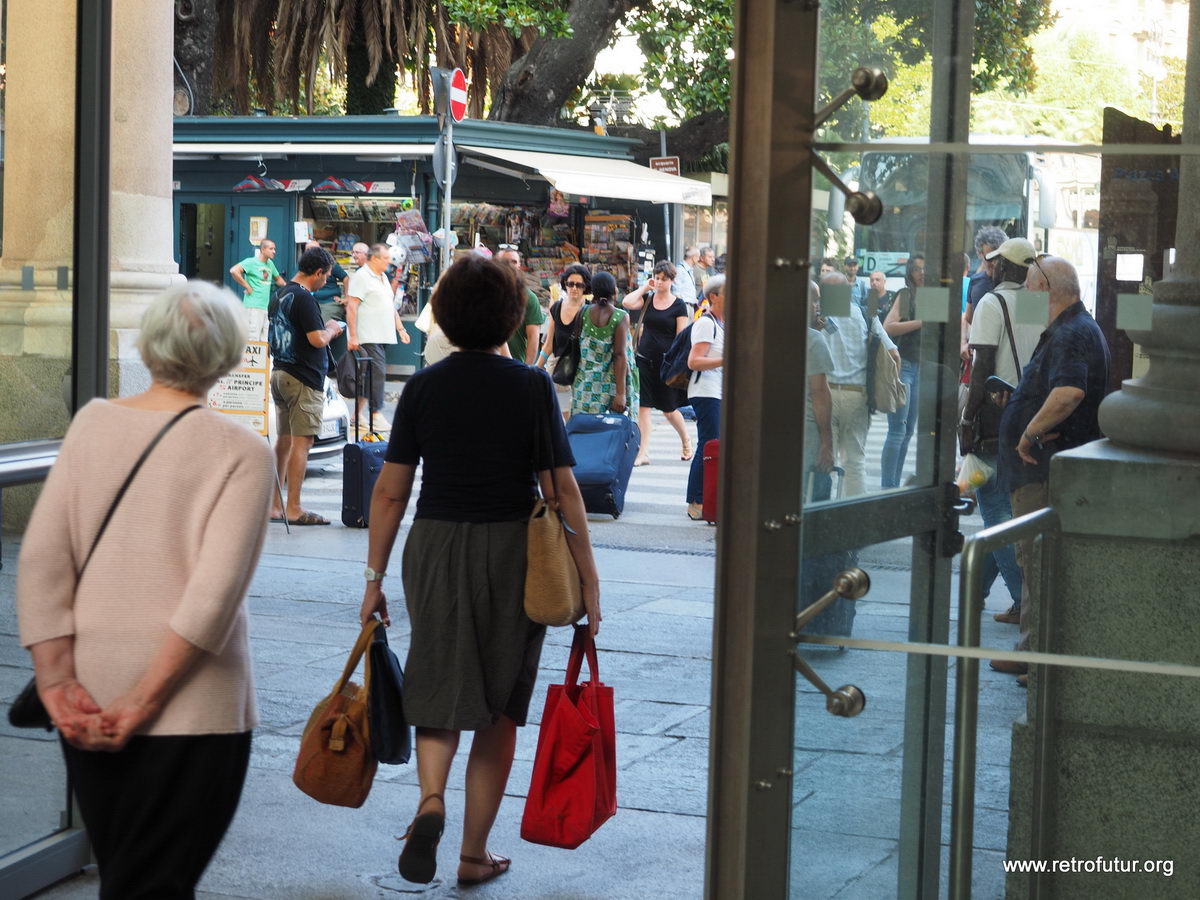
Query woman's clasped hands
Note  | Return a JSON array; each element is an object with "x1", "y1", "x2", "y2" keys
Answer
[{"x1": 40, "y1": 678, "x2": 161, "y2": 752}]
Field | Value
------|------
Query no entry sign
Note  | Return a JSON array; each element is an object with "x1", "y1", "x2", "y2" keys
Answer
[{"x1": 449, "y1": 68, "x2": 467, "y2": 123}]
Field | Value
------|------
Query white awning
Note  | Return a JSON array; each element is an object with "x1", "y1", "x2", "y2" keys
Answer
[
  {"x1": 461, "y1": 146, "x2": 712, "y2": 206},
  {"x1": 172, "y1": 143, "x2": 433, "y2": 159}
]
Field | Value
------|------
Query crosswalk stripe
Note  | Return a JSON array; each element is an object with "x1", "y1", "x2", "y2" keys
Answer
[{"x1": 291, "y1": 405, "x2": 917, "y2": 527}]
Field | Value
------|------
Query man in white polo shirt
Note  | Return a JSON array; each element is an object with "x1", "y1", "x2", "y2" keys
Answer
[
  {"x1": 820, "y1": 271, "x2": 899, "y2": 497},
  {"x1": 345, "y1": 243, "x2": 411, "y2": 432}
]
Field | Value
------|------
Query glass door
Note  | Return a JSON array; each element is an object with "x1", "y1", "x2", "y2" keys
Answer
[{"x1": 711, "y1": 0, "x2": 1200, "y2": 897}]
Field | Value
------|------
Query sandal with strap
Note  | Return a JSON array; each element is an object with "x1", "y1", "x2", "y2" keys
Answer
[
  {"x1": 681, "y1": 439, "x2": 694, "y2": 461},
  {"x1": 457, "y1": 852, "x2": 512, "y2": 887},
  {"x1": 397, "y1": 793, "x2": 445, "y2": 884}
]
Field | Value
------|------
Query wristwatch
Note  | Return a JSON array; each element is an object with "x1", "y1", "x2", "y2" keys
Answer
[
  {"x1": 1023, "y1": 431, "x2": 1044, "y2": 449},
  {"x1": 364, "y1": 566, "x2": 387, "y2": 582}
]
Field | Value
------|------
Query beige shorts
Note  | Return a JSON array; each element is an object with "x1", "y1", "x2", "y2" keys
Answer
[{"x1": 271, "y1": 370, "x2": 324, "y2": 437}]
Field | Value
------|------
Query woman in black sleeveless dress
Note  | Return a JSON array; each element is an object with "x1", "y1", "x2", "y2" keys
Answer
[{"x1": 621, "y1": 261, "x2": 692, "y2": 465}]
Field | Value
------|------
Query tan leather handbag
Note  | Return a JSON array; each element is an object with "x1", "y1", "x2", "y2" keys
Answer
[
  {"x1": 526, "y1": 496, "x2": 584, "y2": 626},
  {"x1": 293, "y1": 620, "x2": 379, "y2": 808},
  {"x1": 525, "y1": 371, "x2": 584, "y2": 627}
]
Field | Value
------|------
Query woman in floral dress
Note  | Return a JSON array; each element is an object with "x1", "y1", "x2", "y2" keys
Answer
[{"x1": 570, "y1": 270, "x2": 639, "y2": 419}]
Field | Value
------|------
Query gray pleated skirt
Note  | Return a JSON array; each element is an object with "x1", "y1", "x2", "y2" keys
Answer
[{"x1": 401, "y1": 518, "x2": 546, "y2": 731}]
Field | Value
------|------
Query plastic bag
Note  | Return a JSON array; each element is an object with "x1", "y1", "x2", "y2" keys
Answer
[{"x1": 956, "y1": 452, "x2": 995, "y2": 495}]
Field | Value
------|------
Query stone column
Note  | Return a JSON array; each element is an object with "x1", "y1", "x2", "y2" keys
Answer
[
  {"x1": 1098, "y1": 0, "x2": 1200, "y2": 454},
  {"x1": 1005, "y1": 7, "x2": 1200, "y2": 896},
  {"x1": 0, "y1": 0, "x2": 181, "y2": 528}
]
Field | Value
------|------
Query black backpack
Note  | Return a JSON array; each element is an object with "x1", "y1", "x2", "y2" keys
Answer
[{"x1": 660, "y1": 312, "x2": 716, "y2": 389}]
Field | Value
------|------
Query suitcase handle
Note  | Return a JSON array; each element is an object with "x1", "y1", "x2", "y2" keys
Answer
[{"x1": 350, "y1": 353, "x2": 380, "y2": 443}]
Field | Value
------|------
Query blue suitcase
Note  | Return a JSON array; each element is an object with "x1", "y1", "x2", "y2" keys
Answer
[
  {"x1": 565, "y1": 413, "x2": 640, "y2": 518},
  {"x1": 342, "y1": 356, "x2": 388, "y2": 528}
]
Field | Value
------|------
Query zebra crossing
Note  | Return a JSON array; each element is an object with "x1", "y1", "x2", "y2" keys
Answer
[{"x1": 287, "y1": 395, "x2": 914, "y2": 552}]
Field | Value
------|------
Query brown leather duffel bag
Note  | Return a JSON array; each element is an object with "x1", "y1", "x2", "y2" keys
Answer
[{"x1": 293, "y1": 620, "x2": 379, "y2": 808}]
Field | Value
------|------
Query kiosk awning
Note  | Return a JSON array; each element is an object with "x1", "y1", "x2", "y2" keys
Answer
[
  {"x1": 461, "y1": 146, "x2": 712, "y2": 206},
  {"x1": 172, "y1": 143, "x2": 434, "y2": 159}
]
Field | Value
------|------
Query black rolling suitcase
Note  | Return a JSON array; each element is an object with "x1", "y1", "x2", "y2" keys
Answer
[
  {"x1": 800, "y1": 466, "x2": 858, "y2": 639},
  {"x1": 341, "y1": 355, "x2": 388, "y2": 528}
]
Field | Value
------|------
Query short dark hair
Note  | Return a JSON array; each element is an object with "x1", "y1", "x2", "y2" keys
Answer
[
  {"x1": 590, "y1": 270, "x2": 618, "y2": 303},
  {"x1": 821, "y1": 257, "x2": 838, "y2": 269},
  {"x1": 559, "y1": 264, "x2": 591, "y2": 291},
  {"x1": 432, "y1": 255, "x2": 524, "y2": 351},
  {"x1": 369, "y1": 243, "x2": 390, "y2": 260},
  {"x1": 297, "y1": 247, "x2": 333, "y2": 275},
  {"x1": 653, "y1": 261, "x2": 677, "y2": 280}
]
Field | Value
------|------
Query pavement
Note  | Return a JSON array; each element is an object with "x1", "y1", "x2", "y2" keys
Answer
[{"x1": 3, "y1": 395, "x2": 1029, "y2": 899}]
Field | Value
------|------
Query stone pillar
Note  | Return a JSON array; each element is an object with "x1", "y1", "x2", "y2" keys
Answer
[
  {"x1": 0, "y1": 0, "x2": 181, "y2": 528},
  {"x1": 1005, "y1": 8, "x2": 1200, "y2": 896},
  {"x1": 1098, "y1": 0, "x2": 1200, "y2": 454},
  {"x1": 108, "y1": 0, "x2": 185, "y2": 388}
]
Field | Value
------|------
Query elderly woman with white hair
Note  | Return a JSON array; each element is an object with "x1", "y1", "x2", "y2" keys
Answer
[{"x1": 16, "y1": 280, "x2": 273, "y2": 898}]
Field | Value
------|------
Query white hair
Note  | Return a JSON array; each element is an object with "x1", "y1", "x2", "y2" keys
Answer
[
  {"x1": 701, "y1": 273, "x2": 726, "y2": 299},
  {"x1": 137, "y1": 280, "x2": 244, "y2": 395}
]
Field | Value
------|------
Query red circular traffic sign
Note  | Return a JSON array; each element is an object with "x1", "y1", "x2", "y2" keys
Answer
[{"x1": 449, "y1": 68, "x2": 468, "y2": 123}]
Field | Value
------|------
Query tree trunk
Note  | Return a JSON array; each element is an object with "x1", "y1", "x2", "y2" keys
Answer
[
  {"x1": 345, "y1": 15, "x2": 397, "y2": 115},
  {"x1": 173, "y1": 0, "x2": 219, "y2": 114},
  {"x1": 489, "y1": 0, "x2": 643, "y2": 125}
]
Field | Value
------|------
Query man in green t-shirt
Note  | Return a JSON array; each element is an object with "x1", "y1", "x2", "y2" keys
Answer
[
  {"x1": 230, "y1": 239, "x2": 287, "y2": 340},
  {"x1": 497, "y1": 246, "x2": 546, "y2": 364}
]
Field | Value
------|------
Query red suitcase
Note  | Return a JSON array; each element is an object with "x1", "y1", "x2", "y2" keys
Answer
[{"x1": 702, "y1": 439, "x2": 719, "y2": 524}]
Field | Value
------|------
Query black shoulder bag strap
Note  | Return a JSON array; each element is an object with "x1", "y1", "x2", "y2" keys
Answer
[
  {"x1": 529, "y1": 369, "x2": 576, "y2": 533},
  {"x1": 994, "y1": 292, "x2": 1023, "y2": 384},
  {"x1": 79, "y1": 405, "x2": 202, "y2": 576}
]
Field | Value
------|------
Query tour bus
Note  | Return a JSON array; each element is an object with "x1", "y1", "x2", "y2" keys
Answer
[{"x1": 842, "y1": 137, "x2": 1100, "y2": 310}]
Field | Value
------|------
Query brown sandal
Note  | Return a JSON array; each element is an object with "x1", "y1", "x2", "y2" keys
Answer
[
  {"x1": 397, "y1": 793, "x2": 445, "y2": 884},
  {"x1": 457, "y1": 851, "x2": 511, "y2": 886}
]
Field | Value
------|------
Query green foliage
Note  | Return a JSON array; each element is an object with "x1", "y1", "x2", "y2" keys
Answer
[
  {"x1": 627, "y1": 0, "x2": 1054, "y2": 127},
  {"x1": 627, "y1": 2, "x2": 733, "y2": 120},
  {"x1": 445, "y1": 0, "x2": 572, "y2": 38},
  {"x1": 971, "y1": 27, "x2": 1186, "y2": 143}
]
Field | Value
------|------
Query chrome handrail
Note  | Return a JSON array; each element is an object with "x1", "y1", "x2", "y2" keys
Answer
[{"x1": 949, "y1": 506, "x2": 1060, "y2": 900}]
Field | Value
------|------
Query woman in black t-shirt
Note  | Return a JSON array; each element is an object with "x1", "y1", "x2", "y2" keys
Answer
[
  {"x1": 621, "y1": 261, "x2": 692, "y2": 464},
  {"x1": 359, "y1": 255, "x2": 600, "y2": 889}
]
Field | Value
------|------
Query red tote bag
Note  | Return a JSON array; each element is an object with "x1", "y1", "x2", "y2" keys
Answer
[{"x1": 521, "y1": 627, "x2": 616, "y2": 849}]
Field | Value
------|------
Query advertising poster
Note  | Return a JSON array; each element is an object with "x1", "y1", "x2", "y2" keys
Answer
[{"x1": 208, "y1": 341, "x2": 270, "y2": 435}]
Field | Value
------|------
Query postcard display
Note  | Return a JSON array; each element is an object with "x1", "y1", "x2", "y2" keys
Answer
[
  {"x1": 304, "y1": 196, "x2": 433, "y2": 313},
  {"x1": 449, "y1": 196, "x2": 641, "y2": 295}
]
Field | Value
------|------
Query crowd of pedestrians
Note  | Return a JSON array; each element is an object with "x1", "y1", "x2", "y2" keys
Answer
[{"x1": 12, "y1": 218, "x2": 1115, "y2": 897}]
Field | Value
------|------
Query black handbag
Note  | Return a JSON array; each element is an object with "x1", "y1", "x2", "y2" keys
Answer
[
  {"x1": 551, "y1": 303, "x2": 587, "y2": 386},
  {"x1": 7, "y1": 405, "x2": 201, "y2": 731},
  {"x1": 366, "y1": 622, "x2": 411, "y2": 765}
]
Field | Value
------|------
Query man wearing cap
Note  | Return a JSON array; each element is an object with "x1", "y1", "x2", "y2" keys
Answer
[
  {"x1": 990, "y1": 256, "x2": 1110, "y2": 683},
  {"x1": 960, "y1": 237, "x2": 1043, "y2": 627},
  {"x1": 820, "y1": 271, "x2": 899, "y2": 498}
]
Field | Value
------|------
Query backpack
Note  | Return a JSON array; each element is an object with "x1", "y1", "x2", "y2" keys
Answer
[
  {"x1": 267, "y1": 283, "x2": 306, "y2": 364},
  {"x1": 660, "y1": 312, "x2": 716, "y2": 389}
]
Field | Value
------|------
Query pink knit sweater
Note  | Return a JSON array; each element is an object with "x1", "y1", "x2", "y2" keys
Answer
[{"x1": 17, "y1": 400, "x2": 274, "y2": 736}]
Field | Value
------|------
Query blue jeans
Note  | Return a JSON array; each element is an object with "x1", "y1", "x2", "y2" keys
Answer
[
  {"x1": 880, "y1": 358, "x2": 920, "y2": 489},
  {"x1": 974, "y1": 452, "x2": 1023, "y2": 605},
  {"x1": 686, "y1": 397, "x2": 721, "y2": 504}
]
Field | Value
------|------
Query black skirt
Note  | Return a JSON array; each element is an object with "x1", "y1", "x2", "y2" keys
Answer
[
  {"x1": 401, "y1": 518, "x2": 546, "y2": 730},
  {"x1": 636, "y1": 353, "x2": 686, "y2": 412}
]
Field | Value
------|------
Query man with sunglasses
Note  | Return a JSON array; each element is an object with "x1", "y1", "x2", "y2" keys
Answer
[
  {"x1": 990, "y1": 255, "x2": 1110, "y2": 684},
  {"x1": 497, "y1": 245, "x2": 546, "y2": 364}
]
